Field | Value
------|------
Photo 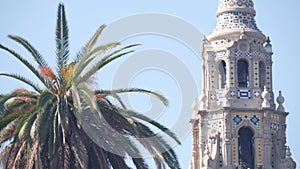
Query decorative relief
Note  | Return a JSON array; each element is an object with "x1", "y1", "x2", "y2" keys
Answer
[
  {"x1": 271, "y1": 122, "x2": 280, "y2": 134},
  {"x1": 238, "y1": 42, "x2": 249, "y2": 53},
  {"x1": 230, "y1": 90, "x2": 236, "y2": 97},
  {"x1": 256, "y1": 138, "x2": 263, "y2": 165},
  {"x1": 271, "y1": 113, "x2": 280, "y2": 121},
  {"x1": 232, "y1": 138, "x2": 238, "y2": 166},
  {"x1": 214, "y1": 39, "x2": 232, "y2": 47},
  {"x1": 266, "y1": 66, "x2": 271, "y2": 90},
  {"x1": 229, "y1": 60, "x2": 235, "y2": 87},
  {"x1": 253, "y1": 61, "x2": 259, "y2": 87},
  {"x1": 233, "y1": 115, "x2": 243, "y2": 126},
  {"x1": 209, "y1": 120, "x2": 223, "y2": 133},
  {"x1": 245, "y1": 52, "x2": 252, "y2": 58},
  {"x1": 230, "y1": 49, "x2": 271, "y2": 60},
  {"x1": 254, "y1": 91, "x2": 261, "y2": 97},
  {"x1": 230, "y1": 50, "x2": 242, "y2": 58},
  {"x1": 238, "y1": 90, "x2": 251, "y2": 99},
  {"x1": 215, "y1": 51, "x2": 227, "y2": 58},
  {"x1": 250, "y1": 115, "x2": 260, "y2": 126},
  {"x1": 210, "y1": 64, "x2": 216, "y2": 89},
  {"x1": 232, "y1": 113, "x2": 263, "y2": 134},
  {"x1": 210, "y1": 94, "x2": 217, "y2": 100}
]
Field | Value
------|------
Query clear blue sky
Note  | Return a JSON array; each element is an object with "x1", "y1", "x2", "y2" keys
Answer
[{"x1": 0, "y1": 1, "x2": 299, "y2": 168}]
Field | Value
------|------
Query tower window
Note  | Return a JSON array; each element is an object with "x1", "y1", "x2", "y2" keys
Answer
[
  {"x1": 238, "y1": 127, "x2": 255, "y2": 169},
  {"x1": 219, "y1": 60, "x2": 227, "y2": 89},
  {"x1": 237, "y1": 59, "x2": 249, "y2": 88},
  {"x1": 259, "y1": 61, "x2": 266, "y2": 91}
]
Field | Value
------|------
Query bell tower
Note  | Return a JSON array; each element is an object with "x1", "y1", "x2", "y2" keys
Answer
[{"x1": 189, "y1": 0, "x2": 296, "y2": 169}]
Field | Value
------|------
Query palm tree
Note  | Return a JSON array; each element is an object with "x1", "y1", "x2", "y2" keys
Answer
[{"x1": 0, "y1": 3, "x2": 181, "y2": 169}]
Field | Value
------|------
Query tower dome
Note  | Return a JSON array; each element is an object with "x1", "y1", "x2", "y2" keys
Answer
[{"x1": 208, "y1": 0, "x2": 265, "y2": 42}]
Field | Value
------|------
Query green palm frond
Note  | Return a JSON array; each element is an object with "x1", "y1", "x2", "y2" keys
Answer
[
  {"x1": 108, "y1": 93, "x2": 127, "y2": 109},
  {"x1": 132, "y1": 121, "x2": 180, "y2": 169},
  {"x1": 96, "y1": 88, "x2": 169, "y2": 106},
  {"x1": 0, "y1": 119, "x2": 16, "y2": 141},
  {"x1": 13, "y1": 106, "x2": 37, "y2": 141},
  {"x1": 162, "y1": 149, "x2": 180, "y2": 169},
  {"x1": 38, "y1": 103, "x2": 56, "y2": 147},
  {"x1": 8, "y1": 35, "x2": 48, "y2": 67},
  {"x1": 0, "y1": 44, "x2": 49, "y2": 89},
  {"x1": 0, "y1": 100, "x2": 26, "y2": 119},
  {"x1": 132, "y1": 158, "x2": 148, "y2": 169},
  {"x1": 132, "y1": 122, "x2": 166, "y2": 169},
  {"x1": 49, "y1": 109, "x2": 60, "y2": 157},
  {"x1": 0, "y1": 92, "x2": 37, "y2": 114},
  {"x1": 57, "y1": 96, "x2": 68, "y2": 130},
  {"x1": 77, "y1": 50, "x2": 134, "y2": 84},
  {"x1": 97, "y1": 44, "x2": 139, "y2": 70},
  {"x1": 75, "y1": 24, "x2": 106, "y2": 64},
  {"x1": 73, "y1": 42, "x2": 120, "y2": 81},
  {"x1": 82, "y1": 42, "x2": 119, "y2": 65},
  {"x1": 0, "y1": 111, "x2": 20, "y2": 132},
  {"x1": 85, "y1": 25, "x2": 106, "y2": 51},
  {"x1": 107, "y1": 152, "x2": 129, "y2": 169},
  {"x1": 120, "y1": 109, "x2": 180, "y2": 145},
  {"x1": 56, "y1": 3, "x2": 70, "y2": 72},
  {"x1": 37, "y1": 90, "x2": 55, "y2": 109},
  {"x1": 0, "y1": 72, "x2": 42, "y2": 93},
  {"x1": 70, "y1": 86, "x2": 82, "y2": 121},
  {"x1": 97, "y1": 100, "x2": 180, "y2": 169},
  {"x1": 98, "y1": 44, "x2": 140, "y2": 67},
  {"x1": 74, "y1": 44, "x2": 139, "y2": 85},
  {"x1": 78, "y1": 83, "x2": 99, "y2": 114},
  {"x1": 17, "y1": 112, "x2": 37, "y2": 144}
]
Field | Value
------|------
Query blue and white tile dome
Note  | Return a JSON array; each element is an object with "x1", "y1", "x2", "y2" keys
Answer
[
  {"x1": 214, "y1": 10, "x2": 259, "y2": 32},
  {"x1": 214, "y1": 0, "x2": 259, "y2": 32},
  {"x1": 208, "y1": 0, "x2": 265, "y2": 42}
]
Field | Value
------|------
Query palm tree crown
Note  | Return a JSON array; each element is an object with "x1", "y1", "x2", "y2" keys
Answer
[{"x1": 0, "y1": 3, "x2": 181, "y2": 169}]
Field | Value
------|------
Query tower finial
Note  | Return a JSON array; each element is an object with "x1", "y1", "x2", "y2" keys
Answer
[
  {"x1": 266, "y1": 36, "x2": 271, "y2": 44},
  {"x1": 262, "y1": 86, "x2": 271, "y2": 108},
  {"x1": 192, "y1": 98, "x2": 199, "y2": 112},
  {"x1": 199, "y1": 90, "x2": 207, "y2": 110},
  {"x1": 276, "y1": 90, "x2": 285, "y2": 112},
  {"x1": 264, "y1": 36, "x2": 273, "y2": 53},
  {"x1": 240, "y1": 28, "x2": 247, "y2": 39}
]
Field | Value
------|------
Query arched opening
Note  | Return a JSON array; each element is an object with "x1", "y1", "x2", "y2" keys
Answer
[
  {"x1": 237, "y1": 59, "x2": 249, "y2": 88},
  {"x1": 219, "y1": 60, "x2": 227, "y2": 89},
  {"x1": 238, "y1": 127, "x2": 255, "y2": 169},
  {"x1": 259, "y1": 61, "x2": 266, "y2": 91}
]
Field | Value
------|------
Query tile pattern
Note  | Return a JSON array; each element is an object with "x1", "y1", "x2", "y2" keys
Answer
[
  {"x1": 229, "y1": 60, "x2": 235, "y2": 87},
  {"x1": 215, "y1": 51, "x2": 227, "y2": 58},
  {"x1": 232, "y1": 138, "x2": 238, "y2": 166},
  {"x1": 253, "y1": 61, "x2": 259, "y2": 87},
  {"x1": 214, "y1": 39, "x2": 232, "y2": 46},
  {"x1": 230, "y1": 49, "x2": 271, "y2": 60},
  {"x1": 232, "y1": 113, "x2": 262, "y2": 134},
  {"x1": 218, "y1": 0, "x2": 254, "y2": 10},
  {"x1": 214, "y1": 11, "x2": 259, "y2": 32},
  {"x1": 210, "y1": 64, "x2": 216, "y2": 89},
  {"x1": 256, "y1": 138, "x2": 263, "y2": 166},
  {"x1": 266, "y1": 66, "x2": 271, "y2": 90}
]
